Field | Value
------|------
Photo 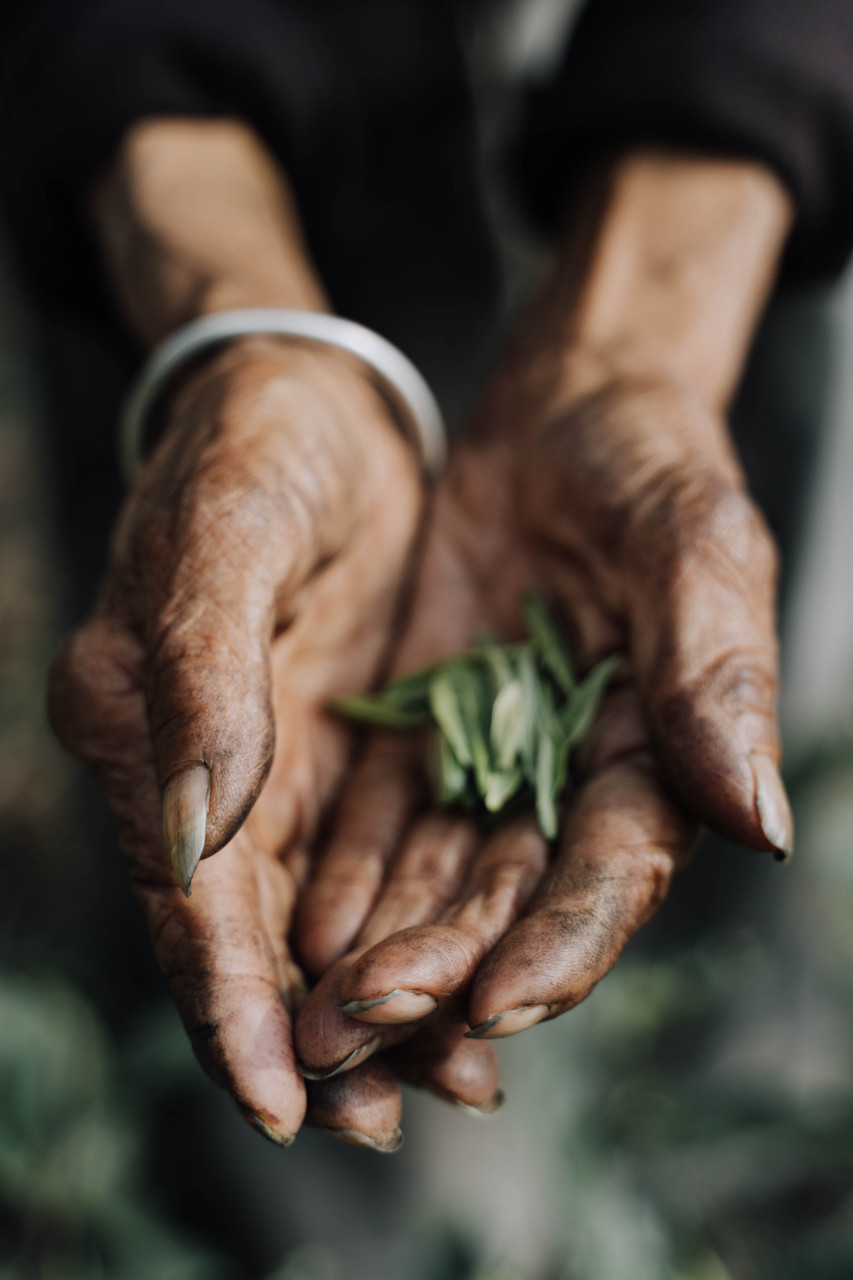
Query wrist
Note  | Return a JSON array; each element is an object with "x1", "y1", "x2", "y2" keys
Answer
[
  {"x1": 121, "y1": 334, "x2": 408, "y2": 557},
  {"x1": 91, "y1": 119, "x2": 328, "y2": 347},
  {"x1": 524, "y1": 150, "x2": 793, "y2": 412},
  {"x1": 148, "y1": 336, "x2": 385, "y2": 463},
  {"x1": 122, "y1": 311, "x2": 444, "y2": 486}
]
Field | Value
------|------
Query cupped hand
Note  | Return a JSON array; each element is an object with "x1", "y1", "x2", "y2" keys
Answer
[
  {"x1": 293, "y1": 349, "x2": 790, "y2": 1078},
  {"x1": 47, "y1": 336, "x2": 463, "y2": 1146}
]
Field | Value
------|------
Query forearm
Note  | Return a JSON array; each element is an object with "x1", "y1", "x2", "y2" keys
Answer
[
  {"x1": 90, "y1": 118, "x2": 327, "y2": 348},
  {"x1": 521, "y1": 150, "x2": 793, "y2": 413}
]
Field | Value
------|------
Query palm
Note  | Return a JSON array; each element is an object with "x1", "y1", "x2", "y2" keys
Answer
[{"x1": 293, "y1": 370, "x2": 782, "y2": 1075}]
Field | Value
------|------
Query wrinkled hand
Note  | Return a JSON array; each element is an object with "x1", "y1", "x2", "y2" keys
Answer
[
  {"x1": 48, "y1": 337, "x2": 504, "y2": 1147},
  {"x1": 293, "y1": 350, "x2": 791, "y2": 1078}
]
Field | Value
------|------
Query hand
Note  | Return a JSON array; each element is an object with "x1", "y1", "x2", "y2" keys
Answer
[
  {"x1": 292, "y1": 359, "x2": 788, "y2": 1077},
  {"x1": 48, "y1": 116, "x2": 506, "y2": 1150},
  {"x1": 292, "y1": 153, "x2": 794, "y2": 1077},
  {"x1": 48, "y1": 336, "x2": 435, "y2": 1144}
]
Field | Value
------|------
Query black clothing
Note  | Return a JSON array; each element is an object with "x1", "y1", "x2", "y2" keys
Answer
[
  {"x1": 3, "y1": 0, "x2": 853, "y2": 315},
  {"x1": 0, "y1": 0, "x2": 850, "y2": 609},
  {"x1": 521, "y1": 0, "x2": 853, "y2": 281}
]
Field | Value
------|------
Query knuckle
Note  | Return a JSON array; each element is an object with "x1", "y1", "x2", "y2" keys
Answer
[
  {"x1": 642, "y1": 473, "x2": 776, "y2": 579},
  {"x1": 134, "y1": 472, "x2": 278, "y2": 577},
  {"x1": 634, "y1": 845, "x2": 677, "y2": 915},
  {"x1": 702, "y1": 650, "x2": 779, "y2": 726},
  {"x1": 47, "y1": 621, "x2": 121, "y2": 749}
]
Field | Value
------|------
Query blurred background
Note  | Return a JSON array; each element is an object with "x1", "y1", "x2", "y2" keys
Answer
[
  {"x1": 4, "y1": 235, "x2": 853, "y2": 1280},
  {"x1": 4, "y1": 1, "x2": 853, "y2": 1275}
]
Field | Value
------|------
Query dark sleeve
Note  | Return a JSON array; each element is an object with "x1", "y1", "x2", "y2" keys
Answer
[
  {"x1": 516, "y1": 0, "x2": 853, "y2": 281},
  {"x1": 0, "y1": 0, "x2": 352, "y2": 308}
]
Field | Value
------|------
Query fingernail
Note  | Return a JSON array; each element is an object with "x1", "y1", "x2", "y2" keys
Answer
[
  {"x1": 163, "y1": 764, "x2": 210, "y2": 897},
  {"x1": 298, "y1": 1035, "x2": 384, "y2": 1081},
  {"x1": 322, "y1": 1126, "x2": 404, "y2": 1154},
  {"x1": 339, "y1": 989, "x2": 438, "y2": 1022},
  {"x1": 243, "y1": 1108, "x2": 295, "y2": 1147},
  {"x1": 466, "y1": 1004, "x2": 550, "y2": 1039},
  {"x1": 455, "y1": 1089, "x2": 506, "y2": 1118},
  {"x1": 751, "y1": 753, "x2": 794, "y2": 862}
]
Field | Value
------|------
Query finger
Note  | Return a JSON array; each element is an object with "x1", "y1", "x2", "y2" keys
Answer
[
  {"x1": 49, "y1": 629, "x2": 306, "y2": 1141},
  {"x1": 123, "y1": 475, "x2": 286, "y2": 890},
  {"x1": 139, "y1": 834, "x2": 308, "y2": 1143},
  {"x1": 295, "y1": 956, "x2": 409, "y2": 1081},
  {"x1": 50, "y1": 598, "x2": 277, "y2": 899},
  {"x1": 306, "y1": 1058, "x2": 404, "y2": 1153},
  {"x1": 627, "y1": 472, "x2": 791, "y2": 859},
  {"x1": 108, "y1": 353, "x2": 372, "y2": 892},
  {"x1": 294, "y1": 814, "x2": 479, "y2": 1078},
  {"x1": 387, "y1": 1024, "x2": 504, "y2": 1116},
  {"x1": 337, "y1": 816, "x2": 548, "y2": 1023},
  {"x1": 294, "y1": 733, "x2": 426, "y2": 976},
  {"x1": 465, "y1": 753, "x2": 696, "y2": 1038}
]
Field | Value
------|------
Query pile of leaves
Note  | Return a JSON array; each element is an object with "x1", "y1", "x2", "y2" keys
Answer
[{"x1": 335, "y1": 596, "x2": 620, "y2": 839}]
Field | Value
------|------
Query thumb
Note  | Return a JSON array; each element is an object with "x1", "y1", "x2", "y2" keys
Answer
[
  {"x1": 121, "y1": 471, "x2": 326, "y2": 895},
  {"x1": 627, "y1": 470, "x2": 791, "y2": 859}
]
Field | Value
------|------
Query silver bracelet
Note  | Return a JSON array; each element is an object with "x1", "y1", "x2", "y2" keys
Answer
[{"x1": 118, "y1": 308, "x2": 447, "y2": 483}]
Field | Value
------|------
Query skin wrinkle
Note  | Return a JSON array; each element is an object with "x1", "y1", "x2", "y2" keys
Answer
[
  {"x1": 121, "y1": 349, "x2": 408, "y2": 851},
  {"x1": 391, "y1": 1032, "x2": 500, "y2": 1104},
  {"x1": 456, "y1": 867, "x2": 538, "y2": 934},
  {"x1": 335, "y1": 827, "x2": 547, "y2": 1018},
  {"x1": 145, "y1": 608, "x2": 270, "y2": 684},
  {"x1": 54, "y1": 133, "x2": 794, "y2": 1130},
  {"x1": 296, "y1": 360, "x2": 776, "y2": 1060},
  {"x1": 150, "y1": 508, "x2": 277, "y2": 603},
  {"x1": 49, "y1": 119, "x2": 438, "y2": 1141},
  {"x1": 663, "y1": 647, "x2": 778, "y2": 711},
  {"x1": 336, "y1": 151, "x2": 779, "y2": 1043},
  {"x1": 139, "y1": 486, "x2": 311, "y2": 624},
  {"x1": 634, "y1": 489, "x2": 776, "y2": 598}
]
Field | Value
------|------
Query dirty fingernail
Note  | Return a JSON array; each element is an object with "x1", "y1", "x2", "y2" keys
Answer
[
  {"x1": 339, "y1": 989, "x2": 438, "y2": 1023},
  {"x1": 163, "y1": 764, "x2": 210, "y2": 897},
  {"x1": 466, "y1": 1004, "x2": 550, "y2": 1039},
  {"x1": 322, "y1": 1126, "x2": 404, "y2": 1154},
  {"x1": 455, "y1": 1089, "x2": 506, "y2": 1118},
  {"x1": 242, "y1": 1108, "x2": 295, "y2": 1147},
  {"x1": 298, "y1": 1035, "x2": 384, "y2": 1081},
  {"x1": 752, "y1": 753, "x2": 794, "y2": 862}
]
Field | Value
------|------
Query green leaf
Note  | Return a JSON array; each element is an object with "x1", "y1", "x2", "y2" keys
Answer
[
  {"x1": 535, "y1": 734, "x2": 559, "y2": 840},
  {"x1": 532, "y1": 678, "x2": 569, "y2": 839},
  {"x1": 433, "y1": 731, "x2": 471, "y2": 806},
  {"x1": 562, "y1": 654, "x2": 622, "y2": 747},
  {"x1": 381, "y1": 664, "x2": 437, "y2": 712},
  {"x1": 479, "y1": 639, "x2": 514, "y2": 690},
  {"x1": 330, "y1": 693, "x2": 430, "y2": 730},
  {"x1": 490, "y1": 678, "x2": 526, "y2": 769},
  {"x1": 429, "y1": 666, "x2": 474, "y2": 766},
  {"x1": 535, "y1": 671, "x2": 564, "y2": 739},
  {"x1": 484, "y1": 766, "x2": 523, "y2": 812},
  {"x1": 335, "y1": 600, "x2": 616, "y2": 839},
  {"x1": 523, "y1": 594, "x2": 576, "y2": 695},
  {"x1": 517, "y1": 646, "x2": 541, "y2": 784},
  {"x1": 456, "y1": 665, "x2": 493, "y2": 794}
]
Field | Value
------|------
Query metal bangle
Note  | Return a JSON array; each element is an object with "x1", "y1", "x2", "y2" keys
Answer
[{"x1": 118, "y1": 307, "x2": 447, "y2": 483}]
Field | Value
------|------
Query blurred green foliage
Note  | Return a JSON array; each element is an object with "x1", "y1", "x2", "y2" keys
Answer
[
  {"x1": 4, "y1": 728, "x2": 853, "y2": 1280},
  {"x1": 0, "y1": 974, "x2": 233, "y2": 1280}
]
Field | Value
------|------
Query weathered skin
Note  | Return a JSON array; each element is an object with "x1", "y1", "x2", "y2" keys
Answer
[
  {"x1": 49, "y1": 122, "x2": 794, "y2": 1144},
  {"x1": 47, "y1": 120, "x2": 501, "y2": 1147},
  {"x1": 47, "y1": 335, "x2": 429, "y2": 1139},
  {"x1": 293, "y1": 155, "x2": 795, "y2": 1071}
]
